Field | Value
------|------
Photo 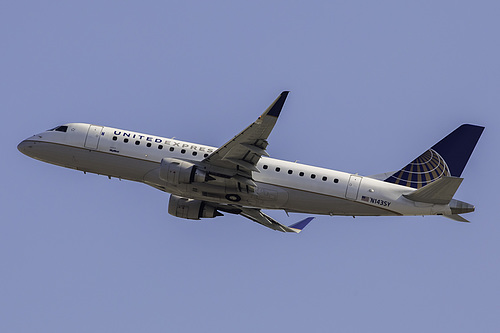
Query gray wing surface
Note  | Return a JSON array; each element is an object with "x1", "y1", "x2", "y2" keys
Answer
[
  {"x1": 199, "y1": 91, "x2": 313, "y2": 233},
  {"x1": 202, "y1": 91, "x2": 289, "y2": 176},
  {"x1": 215, "y1": 204, "x2": 313, "y2": 233}
]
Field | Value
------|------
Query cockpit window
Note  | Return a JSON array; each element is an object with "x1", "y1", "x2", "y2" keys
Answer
[
  {"x1": 55, "y1": 126, "x2": 68, "y2": 132},
  {"x1": 48, "y1": 125, "x2": 68, "y2": 132}
]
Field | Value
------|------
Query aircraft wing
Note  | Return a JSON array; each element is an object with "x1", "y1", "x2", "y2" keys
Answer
[
  {"x1": 239, "y1": 207, "x2": 313, "y2": 233},
  {"x1": 216, "y1": 205, "x2": 313, "y2": 233},
  {"x1": 202, "y1": 91, "x2": 289, "y2": 176}
]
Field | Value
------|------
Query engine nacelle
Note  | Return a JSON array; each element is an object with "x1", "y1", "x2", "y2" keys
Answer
[
  {"x1": 168, "y1": 195, "x2": 221, "y2": 220},
  {"x1": 159, "y1": 157, "x2": 207, "y2": 185}
]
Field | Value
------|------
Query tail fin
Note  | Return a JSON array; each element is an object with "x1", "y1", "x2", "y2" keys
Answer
[{"x1": 384, "y1": 124, "x2": 484, "y2": 189}]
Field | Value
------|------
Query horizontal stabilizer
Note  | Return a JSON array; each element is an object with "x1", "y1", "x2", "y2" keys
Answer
[
  {"x1": 403, "y1": 176, "x2": 463, "y2": 205},
  {"x1": 443, "y1": 214, "x2": 470, "y2": 223}
]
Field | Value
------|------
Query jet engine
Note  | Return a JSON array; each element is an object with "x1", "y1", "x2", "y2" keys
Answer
[
  {"x1": 168, "y1": 195, "x2": 222, "y2": 220},
  {"x1": 159, "y1": 157, "x2": 207, "y2": 185}
]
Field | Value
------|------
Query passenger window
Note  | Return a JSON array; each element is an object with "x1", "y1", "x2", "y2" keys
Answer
[
  {"x1": 169, "y1": 147, "x2": 174, "y2": 152},
  {"x1": 112, "y1": 136, "x2": 117, "y2": 141},
  {"x1": 288, "y1": 170, "x2": 293, "y2": 175},
  {"x1": 146, "y1": 142, "x2": 151, "y2": 147},
  {"x1": 263, "y1": 165, "x2": 268, "y2": 170},
  {"x1": 299, "y1": 172, "x2": 304, "y2": 176},
  {"x1": 204, "y1": 153, "x2": 209, "y2": 158},
  {"x1": 181, "y1": 149, "x2": 186, "y2": 154},
  {"x1": 334, "y1": 178, "x2": 339, "y2": 183},
  {"x1": 322, "y1": 176, "x2": 327, "y2": 181},
  {"x1": 275, "y1": 167, "x2": 281, "y2": 172},
  {"x1": 124, "y1": 138, "x2": 129, "y2": 143},
  {"x1": 158, "y1": 145, "x2": 163, "y2": 150},
  {"x1": 192, "y1": 151, "x2": 197, "y2": 156},
  {"x1": 135, "y1": 141, "x2": 140, "y2": 145},
  {"x1": 311, "y1": 174, "x2": 316, "y2": 179}
]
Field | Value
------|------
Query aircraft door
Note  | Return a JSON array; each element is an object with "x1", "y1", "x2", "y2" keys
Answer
[
  {"x1": 84, "y1": 125, "x2": 103, "y2": 150},
  {"x1": 345, "y1": 175, "x2": 362, "y2": 200}
]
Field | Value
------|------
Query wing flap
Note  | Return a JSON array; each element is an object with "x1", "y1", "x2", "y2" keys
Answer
[
  {"x1": 224, "y1": 157, "x2": 260, "y2": 172},
  {"x1": 240, "y1": 143, "x2": 270, "y2": 157},
  {"x1": 231, "y1": 207, "x2": 313, "y2": 233}
]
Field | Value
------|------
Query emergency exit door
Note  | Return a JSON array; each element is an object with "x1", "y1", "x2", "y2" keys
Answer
[
  {"x1": 84, "y1": 125, "x2": 103, "y2": 150},
  {"x1": 345, "y1": 175, "x2": 362, "y2": 200}
]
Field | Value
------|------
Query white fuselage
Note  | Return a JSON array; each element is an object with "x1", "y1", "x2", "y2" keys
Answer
[{"x1": 18, "y1": 123, "x2": 457, "y2": 218}]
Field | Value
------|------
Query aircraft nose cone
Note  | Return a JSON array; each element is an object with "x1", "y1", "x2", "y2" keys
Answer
[
  {"x1": 17, "y1": 140, "x2": 28, "y2": 154},
  {"x1": 17, "y1": 139, "x2": 35, "y2": 157}
]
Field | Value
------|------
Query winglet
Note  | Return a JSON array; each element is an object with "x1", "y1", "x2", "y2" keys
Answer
[
  {"x1": 264, "y1": 91, "x2": 289, "y2": 117},
  {"x1": 288, "y1": 217, "x2": 314, "y2": 233}
]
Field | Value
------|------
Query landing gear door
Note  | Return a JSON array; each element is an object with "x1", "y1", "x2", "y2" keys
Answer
[
  {"x1": 345, "y1": 175, "x2": 362, "y2": 200},
  {"x1": 84, "y1": 125, "x2": 103, "y2": 150}
]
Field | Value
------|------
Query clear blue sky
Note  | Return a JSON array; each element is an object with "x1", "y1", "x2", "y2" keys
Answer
[{"x1": 2, "y1": 1, "x2": 499, "y2": 332}]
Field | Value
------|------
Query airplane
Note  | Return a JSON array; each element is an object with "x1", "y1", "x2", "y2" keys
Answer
[{"x1": 18, "y1": 92, "x2": 484, "y2": 233}]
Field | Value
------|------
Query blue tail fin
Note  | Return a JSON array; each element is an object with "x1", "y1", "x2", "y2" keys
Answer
[{"x1": 384, "y1": 124, "x2": 484, "y2": 189}]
